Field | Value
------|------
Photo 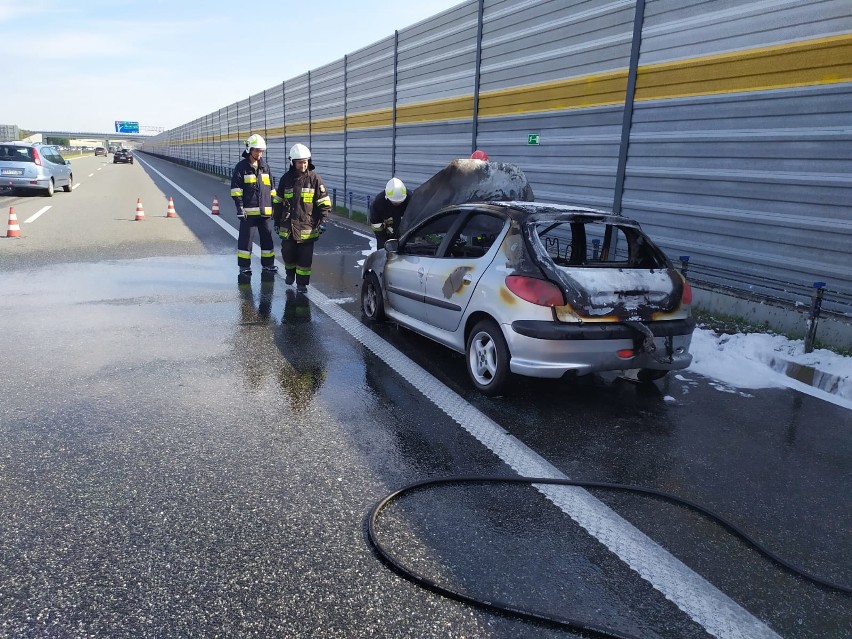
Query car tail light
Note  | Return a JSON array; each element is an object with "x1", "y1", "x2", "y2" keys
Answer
[
  {"x1": 617, "y1": 349, "x2": 635, "y2": 359},
  {"x1": 505, "y1": 275, "x2": 564, "y2": 307},
  {"x1": 682, "y1": 279, "x2": 693, "y2": 305},
  {"x1": 32, "y1": 147, "x2": 42, "y2": 166}
]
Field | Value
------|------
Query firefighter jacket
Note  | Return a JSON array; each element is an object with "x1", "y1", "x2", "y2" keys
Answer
[
  {"x1": 273, "y1": 165, "x2": 332, "y2": 242},
  {"x1": 369, "y1": 190, "x2": 410, "y2": 239},
  {"x1": 230, "y1": 153, "x2": 276, "y2": 217}
]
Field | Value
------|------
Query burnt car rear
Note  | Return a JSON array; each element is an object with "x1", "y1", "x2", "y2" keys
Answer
[
  {"x1": 500, "y1": 203, "x2": 694, "y2": 381},
  {"x1": 363, "y1": 199, "x2": 694, "y2": 394}
]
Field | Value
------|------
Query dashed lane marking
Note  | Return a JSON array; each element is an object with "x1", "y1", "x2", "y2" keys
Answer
[{"x1": 24, "y1": 206, "x2": 51, "y2": 223}]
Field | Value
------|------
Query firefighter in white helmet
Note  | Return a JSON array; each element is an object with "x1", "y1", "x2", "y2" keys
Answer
[
  {"x1": 230, "y1": 133, "x2": 277, "y2": 277},
  {"x1": 369, "y1": 177, "x2": 411, "y2": 249},
  {"x1": 272, "y1": 143, "x2": 332, "y2": 292}
]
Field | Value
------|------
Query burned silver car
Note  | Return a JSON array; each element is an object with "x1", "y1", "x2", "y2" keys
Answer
[{"x1": 361, "y1": 201, "x2": 694, "y2": 395}]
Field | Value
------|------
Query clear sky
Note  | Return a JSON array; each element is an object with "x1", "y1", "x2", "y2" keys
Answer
[{"x1": 0, "y1": 0, "x2": 465, "y2": 134}]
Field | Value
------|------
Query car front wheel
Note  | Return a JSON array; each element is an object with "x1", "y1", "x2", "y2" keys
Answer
[
  {"x1": 63, "y1": 175, "x2": 72, "y2": 192},
  {"x1": 466, "y1": 319, "x2": 510, "y2": 396},
  {"x1": 361, "y1": 272, "x2": 385, "y2": 321}
]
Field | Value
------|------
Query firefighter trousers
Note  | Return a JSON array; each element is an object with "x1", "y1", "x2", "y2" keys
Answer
[
  {"x1": 237, "y1": 216, "x2": 276, "y2": 269},
  {"x1": 281, "y1": 238, "x2": 317, "y2": 287}
]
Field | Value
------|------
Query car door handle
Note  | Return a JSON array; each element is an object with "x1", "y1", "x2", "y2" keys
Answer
[
  {"x1": 417, "y1": 267, "x2": 425, "y2": 278},
  {"x1": 463, "y1": 274, "x2": 473, "y2": 284}
]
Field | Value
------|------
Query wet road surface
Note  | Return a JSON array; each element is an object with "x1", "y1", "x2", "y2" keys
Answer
[{"x1": 0, "y1": 154, "x2": 849, "y2": 638}]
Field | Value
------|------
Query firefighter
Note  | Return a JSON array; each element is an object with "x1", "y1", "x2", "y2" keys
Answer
[
  {"x1": 369, "y1": 177, "x2": 410, "y2": 249},
  {"x1": 230, "y1": 133, "x2": 277, "y2": 277},
  {"x1": 272, "y1": 143, "x2": 332, "y2": 292}
]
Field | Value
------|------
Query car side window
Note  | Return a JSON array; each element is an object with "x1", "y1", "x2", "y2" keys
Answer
[
  {"x1": 402, "y1": 213, "x2": 458, "y2": 257},
  {"x1": 445, "y1": 213, "x2": 505, "y2": 258},
  {"x1": 43, "y1": 147, "x2": 60, "y2": 164}
]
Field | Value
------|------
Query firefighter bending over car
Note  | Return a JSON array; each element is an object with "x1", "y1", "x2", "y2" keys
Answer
[
  {"x1": 230, "y1": 134, "x2": 278, "y2": 277},
  {"x1": 272, "y1": 143, "x2": 332, "y2": 293},
  {"x1": 369, "y1": 177, "x2": 410, "y2": 249}
]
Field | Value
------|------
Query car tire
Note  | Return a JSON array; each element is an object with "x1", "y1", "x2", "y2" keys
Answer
[
  {"x1": 361, "y1": 272, "x2": 385, "y2": 321},
  {"x1": 63, "y1": 175, "x2": 72, "y2": 192},
  {"x1": 44, "y1": 180, "x2": 54, "y2": 197},
  {"x1": 466, "y1": 319, "x2": 510, "y2": 396}
]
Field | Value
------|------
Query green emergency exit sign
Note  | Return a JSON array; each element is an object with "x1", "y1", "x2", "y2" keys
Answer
[{"x1": 528, "y1": 133, "x2": 540, "y2": 145}]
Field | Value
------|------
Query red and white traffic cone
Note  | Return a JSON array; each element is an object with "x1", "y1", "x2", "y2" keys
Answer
[
  {"x1": 4, "y1": 207, "x2": 21, "y2": 238},
  {"x1": 134, "y1": 198, "x2": 145, "y2": 221},
  {"x1": 165, "y1": 196, "x2": 177, "y2": 218},
  {"x1": 211, "y1": 196, "x2": 220, "y2": 215}
]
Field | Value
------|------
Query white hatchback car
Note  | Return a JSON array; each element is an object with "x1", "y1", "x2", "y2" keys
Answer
[
  {"x1": 0, "y1": 142, "x2": 73, "y2": 196},
  {"x1": 361, "y1": 201, "x2": 694, "y2": 395}
]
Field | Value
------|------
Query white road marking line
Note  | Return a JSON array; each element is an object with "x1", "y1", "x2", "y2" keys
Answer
[
  {"x1": 138, "y1": 155, "x2": 782, "y2": 638},
  {"x1": 24, "y1": 206, "x2": 51, "y2": 223},
  {"x1": 88, "y1": 173, "x2": 94, "y2": 177}
]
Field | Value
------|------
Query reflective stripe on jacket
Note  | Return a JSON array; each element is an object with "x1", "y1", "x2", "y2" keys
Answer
[
  {"x1": 274, "y1": 167, "x2": 332, "y2": 242},
  {"x1": 230, "y1": 156, "x2": 276, "y2": 216}
]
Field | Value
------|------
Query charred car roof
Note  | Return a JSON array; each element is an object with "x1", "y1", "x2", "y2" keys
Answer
[{"x1": 445, "y1": 200, "x2": 639, "y2": 228}]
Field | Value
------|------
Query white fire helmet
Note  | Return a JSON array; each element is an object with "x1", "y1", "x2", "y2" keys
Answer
[
  {"x1": 245, "y1": 133, "x2": 267, "y2": 152},
  {"x1": 385, "y1": 177, "x2": 407, "y2": 203},
  {"x1": 289, "y1": 143, "x2": 311, "y2": 161}
]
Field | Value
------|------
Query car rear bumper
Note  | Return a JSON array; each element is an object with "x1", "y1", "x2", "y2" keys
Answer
[
  {"x1": 506, "y1": 318, "x2": 694, "y2": 377},
  {"x1": 0, "y1": 176, "x2": 50, "y2": 191}
]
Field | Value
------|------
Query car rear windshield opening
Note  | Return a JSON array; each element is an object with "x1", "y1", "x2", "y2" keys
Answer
[
  {"x1": 534, "y1": 220, "x2": 666, "y2": 269},
  {"x1": 0, "y1": 146, "x2": 35, "y2": 162}
]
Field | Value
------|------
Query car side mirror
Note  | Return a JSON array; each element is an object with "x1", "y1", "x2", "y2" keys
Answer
[
  {"x1": 65, "y1": 160, "x2": 71, "y2": 165},
  {"x1": 384, "y1": 239, "x2": 399, "y2": 254}
]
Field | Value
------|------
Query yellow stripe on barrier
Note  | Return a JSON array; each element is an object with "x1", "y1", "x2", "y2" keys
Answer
[
  {"x1": 347, "y1": 108, "x2": 393, "y2": 130},
  {"x1": 478, "y1": 70, "x2": 628, "y2": 118},
  {"x1": 312, "y1": 116, "x2": 345, "y2": 133},
  {"x1": 635, "y1": 33, "x2": 852, "y2": 101},
  {"x1": 396, "y1": 95, "x2": 474, "y2": 124}
]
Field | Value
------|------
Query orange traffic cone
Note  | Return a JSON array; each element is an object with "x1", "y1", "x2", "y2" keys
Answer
[
  {"x1": 5, "y1": 207, "x2": 21, "y2": 238},
  {"x1": 135, "y1": 198, "x2": 145, "y2": 221},
  {"x1": 166, "y1": 196, "x2": 177, "y2": 218},
  {"x1": 211, "y1": 196, "x2": 220, "y2": 215}
]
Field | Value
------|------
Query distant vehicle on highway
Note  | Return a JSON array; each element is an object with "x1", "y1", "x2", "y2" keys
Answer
[
  {"x1": 0, "y1": 142, "x2": 73, "y2": 197},
  {"x1": 94, "y1": 147, "x2": 107, "y2": 156},
  {"x1": 113, "y1": 149, "x2": 133, "y2": 164}
]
